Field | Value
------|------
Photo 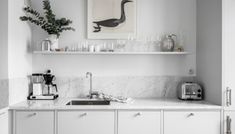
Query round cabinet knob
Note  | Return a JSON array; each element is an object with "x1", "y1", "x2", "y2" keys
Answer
[
  {"x1": 135, "y1": 112, "x2": 142, "y2": 117},
  {"x1": 28, "y1": 113, "x2": 37, "y2": 117},
  {"x1": 187, "y1": 113, "x2": 194, "y2": 118},
  {"x1": 80, "y1": 113, "x2": 88, "y2": 117}
]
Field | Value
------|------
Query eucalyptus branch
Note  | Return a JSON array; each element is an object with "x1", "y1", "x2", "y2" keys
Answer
[
  {"x1": 60, "y1": 27, "x2": 76, "y2": 32},
  {"x1": 20, "y1": 0, "x2": 75, "y2": 37},
  {"x1": 43, "y1": 0, "x2": 55, "y2": 24},
  {"x1": 20, "y1": 16, "x2": 42, "y2": 26}
]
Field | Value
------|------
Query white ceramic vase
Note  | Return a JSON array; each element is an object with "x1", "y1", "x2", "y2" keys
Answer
[{"x1": 48, "y1": 34, "x2": 59, "y2": 51}]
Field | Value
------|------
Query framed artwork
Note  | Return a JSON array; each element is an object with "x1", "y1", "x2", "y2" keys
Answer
[{"x1": 87, "y1": 0, "x2": 137, "y2": 39}]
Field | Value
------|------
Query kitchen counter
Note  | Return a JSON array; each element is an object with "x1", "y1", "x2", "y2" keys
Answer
[{"x1": 9, "y1": 98, "x2": 222, "y2": 110}]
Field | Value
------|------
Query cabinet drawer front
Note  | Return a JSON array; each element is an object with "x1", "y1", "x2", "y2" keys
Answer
[
  {"x1": 118, "y1": 111, "x2": 161, "y2": 134},
  {"x1": 16, "y1": 111, "x2": 54, "y2": 134},
  {"x1": 58, "y1": 111, "x2": 115, "y2": 134},
  {"x1": 164, "y1": 111, "x2": 221, "y2": 134}
]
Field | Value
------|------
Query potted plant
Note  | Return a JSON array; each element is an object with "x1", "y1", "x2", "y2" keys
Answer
[{"x1": 20, "y1": 0, "x2": 75, "y2": 51}]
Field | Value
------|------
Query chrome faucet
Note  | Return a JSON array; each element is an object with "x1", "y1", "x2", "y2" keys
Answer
[{"x1": 86, "y1": 72, "x2": 98, "y2": 99}]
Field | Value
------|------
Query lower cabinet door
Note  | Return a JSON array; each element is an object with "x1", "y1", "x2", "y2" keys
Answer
[
  {"x1": 118, "y1": 111, "x2": 161, "y2": 134},
  {"x1": 224, "y1": 111, "x2": 235, "y2": 134},
  {"x1": 15, "y1": 111, "x2": 54, "y2": 134},
  {"x1": 164, "y1": 111, "x2": 221, "y2": 134},
  {"x1": 58, "y1": 111, "x2": 115, "y2": 134}
]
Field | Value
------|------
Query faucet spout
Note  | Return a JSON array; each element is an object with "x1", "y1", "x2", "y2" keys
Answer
[{"x1": 86, "y1": 72, "x2": 100, "y2": 99}]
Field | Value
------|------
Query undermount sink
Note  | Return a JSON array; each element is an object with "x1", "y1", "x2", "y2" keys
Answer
[{"x1": 66, "y1": 100, "x2": 111, "y2": 105}]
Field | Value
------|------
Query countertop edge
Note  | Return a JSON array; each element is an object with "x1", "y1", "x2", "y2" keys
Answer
[
  {"x1": 8, "y1": 98, "x2": 222, "y2": 110},
  {"x1": 9, "y1": 107, "x2": 222, "y2": 110}
]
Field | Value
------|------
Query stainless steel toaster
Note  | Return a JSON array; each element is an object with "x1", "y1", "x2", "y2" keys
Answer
[{"x1": 177, "y1": 82, "x2": 203, "y2": 100}]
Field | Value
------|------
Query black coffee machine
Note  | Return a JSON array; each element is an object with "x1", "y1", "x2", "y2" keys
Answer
[
  {"x1": 28, "y1": 70, "x2": 59, "y2": 100},
  {"x1": 43, "y1": 70, "x2": 58, "y2": 95}
]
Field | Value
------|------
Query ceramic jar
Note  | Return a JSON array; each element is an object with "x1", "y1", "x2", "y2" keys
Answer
[{"x1": 48, "y1": 34, "x2": 59, "y2": 51}]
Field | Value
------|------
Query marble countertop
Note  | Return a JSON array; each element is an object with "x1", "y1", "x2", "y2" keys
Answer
[{"x1": 9, "y1": 98, "x2": 222, "y2": 110}]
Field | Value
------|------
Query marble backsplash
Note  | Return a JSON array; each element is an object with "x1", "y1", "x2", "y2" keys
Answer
[
  {"x1": 56, "y1": 76, "x2": 195, "y2": 98},
  {"x1": 0, "y1": 76, "x2": 195, "y2": 108},
  {"x1": 0, "y1": 79, "x2": 9, "y2": 109}
]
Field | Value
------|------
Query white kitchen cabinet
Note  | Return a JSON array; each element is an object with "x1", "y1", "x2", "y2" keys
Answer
[
  {"x1": 0, "y1": 109, "x2": 8, "y2": 134},
  {"x1": 15, "y1": 111, "x2": 54, "y2": 134},
  {"x1": 224, "y1": 111, "x2": 235, "y2": 134},
  {"x1": 118, "y1": 111, "x2": 161, "y2": 134},
  {"x1": 58, "y1": 111, "x2": 115, "y2": 134},
  {"x1": 223, "y1": 0, "x2": 235, "y2": 110},
  {"x1": 164, "y1": 111, "x2": 221, "y2": 134}
]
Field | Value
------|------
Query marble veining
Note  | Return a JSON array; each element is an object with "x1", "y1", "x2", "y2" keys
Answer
[
  {"x1": 0, "y1": 79, "x2": 9, "y2": 109},
  {"x1": 56, "y1": 76, "x2": 195, "y2": 98}
]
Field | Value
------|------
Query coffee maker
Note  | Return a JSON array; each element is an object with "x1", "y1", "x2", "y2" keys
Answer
[
  {"x1": 28, "y1": 70, "x2": 59, "y2": 100},
  {"x1": 43, "y1": 70, "x2": 58, "y2": 95},
  {"x1": 31, "y1": 73, "x2": 44, "y2": 96}
]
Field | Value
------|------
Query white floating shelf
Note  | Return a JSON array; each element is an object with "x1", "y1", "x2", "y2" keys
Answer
[{"x1": 33, "y1": 51, "x2": 190, "y2": 55}]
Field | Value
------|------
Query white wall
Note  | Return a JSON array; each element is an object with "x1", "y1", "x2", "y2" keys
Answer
[
  {"x1": 196, "y1": 0, "x2": 222, "y2": 105},
  {"x1": 8, "y1": 0, "x2": 32, "y2": 105},
  {"x1": 0, "y1": 0, "x2": 8, "y2": 79},
  {"x1": 0, "y1": 0, "x2": 9, "y2": 109},
  {"x1": 0, "y1": 0, "x2": 32, "y2": 80},
  {"x1": 8, "y1": 0, "x2": 32, "y2": 79},
  {"x1": 31, "y1": 0, "x2": 196, "y2": 77}
]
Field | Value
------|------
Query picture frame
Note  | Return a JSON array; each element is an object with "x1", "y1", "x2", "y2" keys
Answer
[{"x1": 87, "y1": 0, "x2": 137, "y2": 39}]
